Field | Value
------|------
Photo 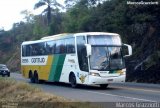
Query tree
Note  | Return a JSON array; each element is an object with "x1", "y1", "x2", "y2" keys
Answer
[
  {"x1": 34, "y1": 0, "x2": 63, "y2": 25},
  {"x1": 21, "y1": 10, "x2": 34, "y2": 23},
  {"x1": 64, "y1": 0, "x2": 106, "y2": 9}
]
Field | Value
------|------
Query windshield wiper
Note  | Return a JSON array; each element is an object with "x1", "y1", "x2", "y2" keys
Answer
[{"x1": 99, "y1": 61, "x2": 109, "y2": 70}]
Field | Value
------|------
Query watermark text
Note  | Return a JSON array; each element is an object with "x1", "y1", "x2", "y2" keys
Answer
[{"x1": 127, "y1": 1, "x2": 159, "y2": 5}]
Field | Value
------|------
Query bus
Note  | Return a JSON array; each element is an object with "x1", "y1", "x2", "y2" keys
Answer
[{"x1": 21, "y1": 32, "x2": 132, "y2": 88}]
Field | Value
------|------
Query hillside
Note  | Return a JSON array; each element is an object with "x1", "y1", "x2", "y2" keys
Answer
[{"x1": 0, "y1": 0, "x2": 159, "y2": 83}]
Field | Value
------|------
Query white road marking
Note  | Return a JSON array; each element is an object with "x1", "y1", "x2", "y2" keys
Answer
[
  {"x1": 86, "y1": 91, "x2": 157, "y2": 102},
  {"x1": 110, "y1": 86, "x2": 160, "y2": 93}
]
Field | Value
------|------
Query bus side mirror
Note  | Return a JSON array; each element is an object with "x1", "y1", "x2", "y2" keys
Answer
[
  {"x1": 123, "y1": 44, "x2": 132, "y2": 57},
  {"x1": 85, "y1": 44, "x2": 92, "y2": 57}
]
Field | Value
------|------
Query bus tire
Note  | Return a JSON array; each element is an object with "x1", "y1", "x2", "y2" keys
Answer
[
  {"x1": 69, "y1": 73, "x2": 77, "y2": 88},
  {"x1": 33, "y1": 71, "x2": 44, "y2": 84},
  {"x1": 100, "y1": 84, "x2": 108, "y2": 89},
  {"x1": 34, "y1": 71, "x2": 39, "y2": 84},
  {"x1": 29, "y1": 71, "x2": 35, "y2": 83}
]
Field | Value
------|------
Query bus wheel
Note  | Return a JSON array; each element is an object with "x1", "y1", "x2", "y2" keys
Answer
[
  {"x1": 29, "y1": 72, "x2": 35, "y2": 83},
  {"x1": 69, "y1": 73, "x2": 77, "y2": 88},
  {"x1": 100, "y1": 84, "x2": 108, "y2": 89},
  {"x1": 34, "y1": 72, "x2": 39, "y2": 84}
]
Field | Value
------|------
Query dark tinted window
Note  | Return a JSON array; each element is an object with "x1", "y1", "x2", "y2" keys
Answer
[
  {"x1": 31, "y1": 42, "x2": 46, "y2": 56},
  {"x1": 23, "y1": 38, "x2": 75, "y2": 56},
  {"x1": 38, "y1": 42, "x2": 46, "y2": 55},
  {"x1": 77, "y1": 36, "x2": 89, "y2": 72},
  {"x1": 55, "y1": 40, "x2": 66, "y2": 54},
  {"x1": 22, "y1": 45, "x2": 26, "y2": 57},
  {"x1": 26, "y1": 45, "x2": 32, "y2": 56},
  {"x1": 66, "y1": 38, "x2": 75, "y2": 53},
  {"x1": 46, "y1": 41, "x2": 56, "y2": 54}
]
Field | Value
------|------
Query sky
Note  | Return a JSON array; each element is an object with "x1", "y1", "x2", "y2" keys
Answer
[{"x1": 0, "y1": 0, "x2": 64, "y2": 31}]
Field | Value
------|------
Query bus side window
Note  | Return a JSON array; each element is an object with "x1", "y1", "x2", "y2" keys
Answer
[
  {"x1": 30, "y1": 42, "x2": 45, "y2": 56},
  {"x1": 77, "y1": 36, "x2": 89, "y2": 72},
  {"x1": 55, "y1": 40, "x2": 61, "y2": 54},
  {"x1": 31, "y1": 44, "x2": 36, "y2": 56},
  {"x1": 31, "y1": 44, "x2": 38, "y2": 56},
  {"x1": 39, "y1": 42, "x2": 46, "y2": 55},
  {"x1": 26, "y1": 45, "x2": 32, "y2": 56},
  {"x1": 22, "y1": 45, "x2": 26, "y2": 57},
  {"x1": 55, "y1": 40, "x2": 66, "y2": 54},
  {"x1": 66, "y1": 38, "x2": 75, "y2": 53},
  {"x1": 60, "y1": 40, "x2": 66, "y2": 54},
  {"x1": 46, "y1": 41, "x2": 55, "y2": 54}
]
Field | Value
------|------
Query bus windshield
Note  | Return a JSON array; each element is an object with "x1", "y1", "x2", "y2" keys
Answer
[
  {"x1": 89, "y1": 46, "x2": 125, "y2": 71},
  {"x1": 88, "y1": 35, "x2": 125, "y2": 71}
]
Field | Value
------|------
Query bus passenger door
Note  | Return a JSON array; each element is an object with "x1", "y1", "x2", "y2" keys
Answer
[{"x1": 76, "y1": 36, "x2": 89, "y2": 84}]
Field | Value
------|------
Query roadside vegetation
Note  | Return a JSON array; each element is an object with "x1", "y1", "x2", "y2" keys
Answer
[{"x1": 0, "y1": 77, "x2": 97, "y2": 108}]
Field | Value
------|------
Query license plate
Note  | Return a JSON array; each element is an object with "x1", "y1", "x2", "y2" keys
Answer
[{"x1": 108, "y1": 79, "x2": 113, "y2": 82}]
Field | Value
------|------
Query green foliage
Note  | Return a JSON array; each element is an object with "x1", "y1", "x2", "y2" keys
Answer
[
  {"x1": 34, "y1": 0, "x2": 64, "y2": 25},
  {"x1": 143, "y1": 51, "x2": 160, "y2": 70},
  {"x1": 48, "y1": 13, "x2": 64, "y2": 35}
]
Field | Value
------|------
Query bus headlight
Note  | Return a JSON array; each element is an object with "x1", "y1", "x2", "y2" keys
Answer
[
  {"x1": 117, "y1": 70, "x2": 126, "y2": 75},
  {"x1": 89, "y1": 72, "x2": 100, "y2": 77}
]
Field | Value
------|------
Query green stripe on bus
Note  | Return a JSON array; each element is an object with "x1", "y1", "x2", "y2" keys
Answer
[
  {"x1": 49, "y1": 54, "x2": 66, "y2": 81},
  {"x1": 54, "y1": 54, "x2": 66, "y2": 81}
]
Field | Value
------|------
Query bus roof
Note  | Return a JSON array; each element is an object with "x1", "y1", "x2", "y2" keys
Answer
[
  {"x1": 74, "y1": 32, "x2": 119, "y2": 36},
  {"x1": 41, "y1": 32, "x2": 119, "y2": 40},
  {"x1": 41, "y1": 32, "x2": 119, "y2": 39},
  {"x1": 41, "y1": 33, "x2": 73, "y2": 40},
  {"x1": 22, "y1": 32, "x2": 120, "y2": 45},
  {"x1": 22, "y1": 33, "x2": 73, "y2": 45}
]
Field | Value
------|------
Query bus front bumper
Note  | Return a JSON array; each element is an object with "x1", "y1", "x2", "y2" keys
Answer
[{"x1": 88, "y1": 75, "x2": 126, "y2": 85}]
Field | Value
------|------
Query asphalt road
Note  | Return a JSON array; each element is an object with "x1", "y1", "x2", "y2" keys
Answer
[{"x1": 10, "y1": 73, "x2": 160, "y2": 102}]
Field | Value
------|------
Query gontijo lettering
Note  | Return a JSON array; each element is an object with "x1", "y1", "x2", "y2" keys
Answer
[{"x1": 31, "y1": 58, "x2": 45, "y2": 63}]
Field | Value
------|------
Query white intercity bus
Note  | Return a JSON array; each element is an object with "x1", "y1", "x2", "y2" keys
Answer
[{"x1": 21, "y1": 32, "x2": 132, "y2": 88}]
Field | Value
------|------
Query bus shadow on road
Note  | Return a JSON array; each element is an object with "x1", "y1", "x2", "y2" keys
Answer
[{"x1": 42, "y1": 81, "x2": 117, "y2": 91}]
